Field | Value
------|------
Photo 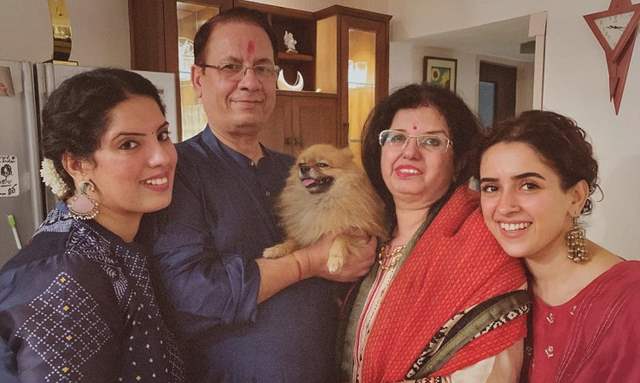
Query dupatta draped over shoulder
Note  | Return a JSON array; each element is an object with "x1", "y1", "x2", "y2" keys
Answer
[{"x1": 361, "y1": 187, "x2": 527, "y2": 382}]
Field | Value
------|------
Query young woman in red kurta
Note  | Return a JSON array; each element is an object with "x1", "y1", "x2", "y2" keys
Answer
[{"x1": 479, "y1": 110, "x2": 640, "y2": 382}]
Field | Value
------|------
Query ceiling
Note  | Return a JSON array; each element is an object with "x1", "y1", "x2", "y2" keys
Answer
[{"x1": 415, "y1": 15, "x2": 535, "y2": 62}]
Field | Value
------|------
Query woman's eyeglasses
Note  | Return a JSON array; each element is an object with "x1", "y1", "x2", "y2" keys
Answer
[
  {"x1": 199, "y1": 63, "x2": 279, "y2": 81},
  {"x1": 378, "y1": 129, "x2": 453, "y2": 152}
]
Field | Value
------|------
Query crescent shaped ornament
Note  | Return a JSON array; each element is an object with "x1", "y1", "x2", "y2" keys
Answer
[{"x1": 277, "y1": 69, "x2": 304, "y2": 91}]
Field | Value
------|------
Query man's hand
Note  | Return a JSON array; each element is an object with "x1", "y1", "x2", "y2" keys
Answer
[
  {"x1": 257, "y1": 233, "x2": 377, "y2": 303},
  {"x1": 295, "y1": 233, "x2": 377, "y2": 282}
]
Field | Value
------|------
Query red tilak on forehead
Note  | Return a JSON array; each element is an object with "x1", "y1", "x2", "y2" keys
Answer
[
  {"x1": 411, "y1": 124, "x2": 419, "y2": 131},
  {"x1": 247, "y1": 40, "x2": 255, "y2": 57}
]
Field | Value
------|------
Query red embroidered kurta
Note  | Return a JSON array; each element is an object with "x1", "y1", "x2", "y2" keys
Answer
[{"x1": 529, "y1": 261, "x2": 640, "y2": 383}]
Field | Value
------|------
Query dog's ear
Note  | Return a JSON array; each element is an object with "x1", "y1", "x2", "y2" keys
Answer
[{"x1": 341, "y1": 147, "x2": 354, "y2": 159}]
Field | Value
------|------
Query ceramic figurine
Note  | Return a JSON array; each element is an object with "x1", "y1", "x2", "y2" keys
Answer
[{"x1": 284, "y1": 30, "x2": 298, "y2": 53}]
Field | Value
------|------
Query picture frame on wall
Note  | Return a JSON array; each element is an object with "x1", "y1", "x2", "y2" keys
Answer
[{"x1": 423, "y1": 56, "x2": 457, "y2": 92}]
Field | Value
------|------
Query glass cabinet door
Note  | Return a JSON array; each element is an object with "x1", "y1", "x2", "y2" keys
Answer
[
  {"x1": 341, "y1": 16, "x2": 387, "y2": 164},
  {"x1": 347, "y1": 28, "x2": 376, "y2": 164},
  {"x1": 176, "y1": 2, "x2": 220, "y2": 140}
]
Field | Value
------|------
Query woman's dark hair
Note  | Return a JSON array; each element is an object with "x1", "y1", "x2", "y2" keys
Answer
[
  {"x1": 478, "y1": 110, "x2": 600, "y2": 214},
  {"x1": 41, "y1": 67, "x2": 165, "y2": 199},
  {"x1": 361, "y1": 83, "x2": 483, "y2": 225},
  {"x1": 193, "y1": 7, "x2": 278, "y2": 66}
]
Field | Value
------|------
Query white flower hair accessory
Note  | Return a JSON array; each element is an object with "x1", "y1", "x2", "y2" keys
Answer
[{"x1": 40, "y1": 158, "x2": 69, "y2": 199}]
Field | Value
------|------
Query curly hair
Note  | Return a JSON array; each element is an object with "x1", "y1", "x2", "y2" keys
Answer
[
  {"x1": 41, "y1": 68, "x2": 165, "y2": 199},
  {"x1": 361, "y1": 83, "x2": 483, "y2": 225},
  {"x1": 478, "y1": 110, "x2": 601, "y2": 215},
  {"x1": 193, "y1": 7, "x2": 278, "y2": 67}
]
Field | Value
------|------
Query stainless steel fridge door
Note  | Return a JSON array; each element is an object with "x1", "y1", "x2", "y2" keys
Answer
[
  {"x1": 36, "y1": 63, "x2": 179, "y2": 143},
  {"x1": 34, "y1": 62, "x2": 67, "y2": 214},
  {"x1": 134, "y1": 69, "x2": 179, "y2": 143},
  {"x1": 0, "y1": 61, "x2": 44, "y2": 265}
]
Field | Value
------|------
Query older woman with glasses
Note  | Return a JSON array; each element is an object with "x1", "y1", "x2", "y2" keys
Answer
[{"x1": 340, "y1": 83, "x2": 528, "y2": 383}]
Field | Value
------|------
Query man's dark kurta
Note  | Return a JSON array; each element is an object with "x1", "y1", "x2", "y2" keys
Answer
[{"x1": 143, "y1": 127, "x2": 340, "y2": 382}]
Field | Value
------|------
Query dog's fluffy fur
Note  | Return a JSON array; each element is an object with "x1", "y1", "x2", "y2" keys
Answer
[{"x1": 263, "y1": 144, "x2": 387, "y2": 273}]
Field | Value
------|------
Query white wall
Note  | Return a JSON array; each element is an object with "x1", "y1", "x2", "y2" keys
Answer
[
  {"x1": 388, "y1": 0, "x2": 640, "y2": 259},
  {"x1": 0, "y1": 0, "x2": 130, "y2": 68}
]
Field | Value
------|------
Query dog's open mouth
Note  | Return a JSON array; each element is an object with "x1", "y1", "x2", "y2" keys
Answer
[{"x1": 301, "y1": 176, "x2": 334, "y2": 193}]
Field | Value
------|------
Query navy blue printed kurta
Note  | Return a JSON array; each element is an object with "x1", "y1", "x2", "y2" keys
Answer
[{"x1": 0, "y1": 205, "x2": 184, "y2": 382}]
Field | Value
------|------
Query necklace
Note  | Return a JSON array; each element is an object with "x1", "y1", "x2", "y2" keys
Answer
[{"x1": 377, "y1": 243, "x2": 406, "y2": 270}]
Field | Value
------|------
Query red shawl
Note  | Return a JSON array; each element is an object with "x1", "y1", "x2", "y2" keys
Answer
[{"x1": 361, "y1": 187, "x2": 527, "y2": 382}]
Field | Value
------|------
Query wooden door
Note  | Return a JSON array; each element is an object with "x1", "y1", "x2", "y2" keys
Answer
[
  {"x1": 479, "y1": 62, "x2": 517, "y2": 126},
  {"x1": 260, "y1": 93, "x2": 338, "y2": 156}
]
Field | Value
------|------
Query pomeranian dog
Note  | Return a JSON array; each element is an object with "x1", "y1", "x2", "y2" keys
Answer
[{"x1": 263, "y1": 144, "x2": 387, "y2": 273}]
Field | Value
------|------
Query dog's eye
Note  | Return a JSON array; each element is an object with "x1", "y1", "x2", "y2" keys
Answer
[{"x1": 316, "y1": 162, "x2": 329, "y2": 168}]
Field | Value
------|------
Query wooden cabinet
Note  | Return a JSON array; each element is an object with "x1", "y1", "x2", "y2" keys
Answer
[
  {"x1": 129, "y1": 0, "x2": 232, "y2": 140},
  {"x1": 129, "y1": 1, "x2": 390, "y2": 154},
  {"x1": 315, "y1": 6, "x2": 391, "y2": 162},
  {"x1": 129, "y1": 0, "x2": 233, "y2": 73},
  {"x1": 236, "y1": 1, "x2": 317, "y2": 92},
  {"x1": 242, "y1": 2, "x2": 391, "y2": 160},
  {"x1": 259, "y1": 91, "x2": 338, "y2": 156}
]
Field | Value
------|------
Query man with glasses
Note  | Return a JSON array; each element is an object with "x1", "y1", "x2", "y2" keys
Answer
[{"x1": 142, "y1": 7, "x2": 375, "y2": 383}]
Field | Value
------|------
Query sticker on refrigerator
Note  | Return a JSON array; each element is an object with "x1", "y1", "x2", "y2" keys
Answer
[
  {"x1": 0, "y1": 154, "x2": 20, "y2": 197},
  {"x1": 0, "y1": 66, "x2": 15, "y2": 97}
]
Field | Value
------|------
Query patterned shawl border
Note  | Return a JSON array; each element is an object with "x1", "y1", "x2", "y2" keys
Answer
[{"x1": 407, "y1": 289, "x2": 530, "y2": 379}]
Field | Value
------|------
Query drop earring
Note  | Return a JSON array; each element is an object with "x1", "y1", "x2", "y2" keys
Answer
[
  {"x1": 566, "y1": 216, "x2": 588, "y2": 263},
  {"x1": 67, "y1": 180, "x2": 99, "y2": 220}
]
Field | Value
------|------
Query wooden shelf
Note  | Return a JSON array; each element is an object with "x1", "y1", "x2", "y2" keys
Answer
[
  {"x1": 277, "y1": 52, "x2": 314, "y2": 62},
  {"x1": 276, "y1": 90, "x2": 337, "y2": 97}
]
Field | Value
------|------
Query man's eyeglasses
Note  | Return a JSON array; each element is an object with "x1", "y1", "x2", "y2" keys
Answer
[
  {"x1": 378, "y1": 129, "x2": 453, "y2": 152},
  {"x1": 199, "y1": 63, "x2": 279, "y2": 81}
]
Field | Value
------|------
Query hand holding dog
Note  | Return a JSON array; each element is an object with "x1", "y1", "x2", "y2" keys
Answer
[
  {"x1": 256, "y1": 233, "x2": 376, "y2": 303},
  {"x1": 263, "y1": 144, "x2": 387, "y2": 276},
  {"x1": 295, "y1": 232, "x2": 377, "y2": 282}
]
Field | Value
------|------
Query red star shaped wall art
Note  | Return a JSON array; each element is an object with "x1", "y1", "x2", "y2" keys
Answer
[{"x1": 584, "y1": 0, "x2": 640, "y2": 114}]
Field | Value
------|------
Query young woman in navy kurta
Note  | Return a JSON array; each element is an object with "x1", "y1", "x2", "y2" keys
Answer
[{"x1": 0, "y1": 205, "x2": 184, "y2": 382}]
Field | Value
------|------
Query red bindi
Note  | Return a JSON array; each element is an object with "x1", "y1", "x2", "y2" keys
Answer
[
  {"x1": 247, "y1": 40, "x2": 255, "y2": 56},
  {"x1": 411, "y1": 125, "x2": 418, "y2": 131}
]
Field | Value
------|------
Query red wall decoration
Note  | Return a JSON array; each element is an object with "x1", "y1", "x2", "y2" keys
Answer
[{"x1": 585, "y1": 0, "x2": 640, "y2": 114}]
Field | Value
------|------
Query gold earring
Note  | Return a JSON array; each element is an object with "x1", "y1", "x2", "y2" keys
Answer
[{"x1": 566, "y1": 216, "x2": 588, "y2": 263}]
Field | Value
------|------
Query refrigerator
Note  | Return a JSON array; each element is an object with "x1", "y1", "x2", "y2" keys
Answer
[{"x1": 0, "y1": 60, "x2": 178, "y2": 266}]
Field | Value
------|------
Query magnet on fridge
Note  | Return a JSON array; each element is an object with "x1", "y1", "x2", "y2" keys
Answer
[
  {"x1": 0, "y1": 154, "x2": 20, "y2": 197},
  {"x1": 0, "y1": 66, "x2": 15, "y2": 97}
]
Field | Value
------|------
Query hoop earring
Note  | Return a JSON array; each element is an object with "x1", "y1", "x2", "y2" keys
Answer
[
  {"x1": 566, "y1": 217, "x2": 588, "y2": 263},
  {"x1": 67, "y1": 181, "x2": 99, "y2": 220}
]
